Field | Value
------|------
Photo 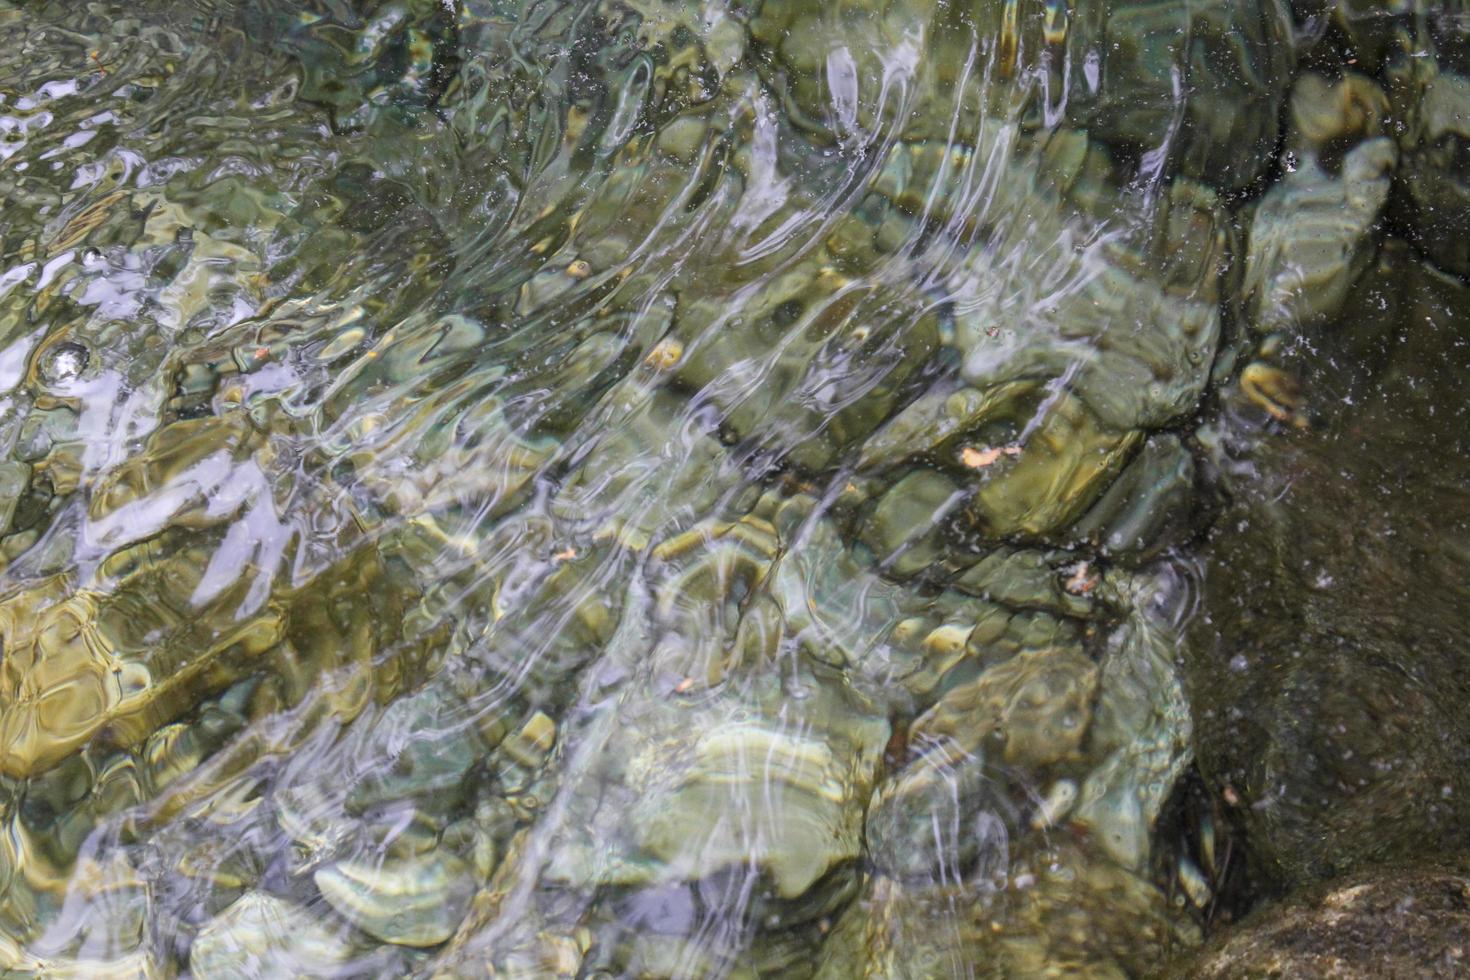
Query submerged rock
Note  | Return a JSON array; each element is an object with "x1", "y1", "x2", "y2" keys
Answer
[
  {"x1": 190, "y1": 892, "x2": 367, "y2": 979},
  {"x1": 1390, "y1": 41, "x2": 1470, "y2": 279},
  {"x1": 314, "y1": 850, "x2": 474, "y2": 947},
  {"x1": 816, "y1": 840, "x2": 1197, "y2": 979},
  {"x1": 1245, "y1": 71, "x2": 1397, "y2": 335}
]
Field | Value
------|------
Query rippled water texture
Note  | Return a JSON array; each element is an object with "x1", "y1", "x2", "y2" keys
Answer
[{"x1": 1, "y1": 0, "x2": 1468, "y2": 976}]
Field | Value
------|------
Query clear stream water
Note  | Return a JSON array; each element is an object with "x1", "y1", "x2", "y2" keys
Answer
[{"x1": 0, "y1": 1, "x2": 1467, "y2": 977}]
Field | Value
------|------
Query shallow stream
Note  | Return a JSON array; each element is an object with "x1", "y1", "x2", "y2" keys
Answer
[{"x1": 1, "y1": 1, "x2": 1468, "y2": 977}]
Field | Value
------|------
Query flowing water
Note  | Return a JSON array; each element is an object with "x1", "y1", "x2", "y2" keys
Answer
[{"x1": 0, "y1": 0, "x2": 1467, "y2": 977}]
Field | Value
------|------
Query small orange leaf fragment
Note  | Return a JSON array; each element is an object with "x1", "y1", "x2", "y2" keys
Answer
[
  {"x1": 960, "y1": 444, "x2": 1022, "y2": 469},
  {"x1": 1064, "y1": 562, "x2": 1098, "y2": 595}
]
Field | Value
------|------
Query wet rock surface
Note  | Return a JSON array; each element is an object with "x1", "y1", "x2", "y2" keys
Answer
[
  {"x1": 1188, "y1": 246, "x2": 1470, "y2": 890},
  {"x1": 1169, "y1": 862, "x2": 1470, "y2": 979}
]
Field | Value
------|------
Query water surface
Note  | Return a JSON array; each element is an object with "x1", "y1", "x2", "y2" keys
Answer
[{"x1": 1, "y1": 1, "x2": 1467, "y2": 976}]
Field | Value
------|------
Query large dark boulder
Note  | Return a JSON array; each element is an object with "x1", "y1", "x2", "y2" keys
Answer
[{"x1": 1185, "y1": 243, "x2": 1470, "y2": 890}]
